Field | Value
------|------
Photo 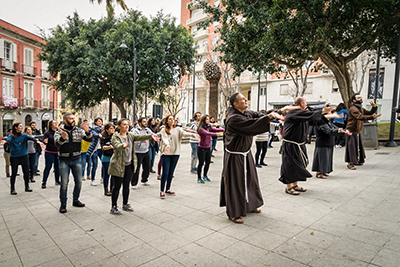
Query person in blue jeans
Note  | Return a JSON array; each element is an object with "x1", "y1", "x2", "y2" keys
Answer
[
  {"x1": 87, "y1": 117, "x2": 103, "y2": 186},
  {"x1": 41, "y1": 120, "x2": 60, "y2": 188},
  {"x1": 159, "y1": 115, "x2": 199, "y2": 199},
  {"x1": 101, "y1": 122, "x2": 115, "y2": 196},
  {"x1": 55, "y1": 113, "x2": 92, "y2": 214}
]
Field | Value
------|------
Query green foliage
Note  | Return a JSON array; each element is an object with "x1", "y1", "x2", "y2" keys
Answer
[
  {"x1": 198, "y1": 0, "x2": 400, "y2": 104},
  {"x1": 39, "y1": 11, "x2": 195, "y2": 115}
]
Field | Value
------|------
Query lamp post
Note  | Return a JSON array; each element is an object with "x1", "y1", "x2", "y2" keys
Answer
[
  {"x1": 120, "y1": 38, "x2": 137, "y2": 121},
  {"x1": 52, "y1": 89, "x2": 55, "y2": 119}
]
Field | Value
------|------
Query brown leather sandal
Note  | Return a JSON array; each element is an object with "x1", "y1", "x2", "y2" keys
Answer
[
  {"x1": 229, "y1": 217, "x2": 244, "y2": 223},
  {"x1": 347, "y1": 163, "x2": 356, "y2": 170},
  {"x1": 285, "y1": 187, "x2": 300, "y2": 195}
]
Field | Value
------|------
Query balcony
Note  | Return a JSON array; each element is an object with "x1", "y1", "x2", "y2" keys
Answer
[
  {"x1": 24, "y1": 98, "x2": 34, "y2": 107},
  {"x1": 186, "y1": 12, "x2": 208, "y2": 27},
  {"x1": 34, "y1": 100, "x2": 42, "y2": 108},
  {"x1": 193, "y1": 29, "x2": 208, "y2": 41},
  {"x1": 41, "y1": 69, "x2": 50, "y2": 79},
  {"x1": 23, "y1": 64, "x2": 37, "y2": 76},
  {"x1": 187, "y1": 0, "x2": 201, "y2": 10},
  {"x1": 0, "y1": 58, "x2": 17, "y2": 72}
]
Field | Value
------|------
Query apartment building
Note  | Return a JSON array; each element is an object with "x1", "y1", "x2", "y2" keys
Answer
[
  {"x1": 180, "y1": 1, "x2": 397, "y2": 123},
  {"x1": 0, "y1": 19, "x2": 57, "y2": 136}
]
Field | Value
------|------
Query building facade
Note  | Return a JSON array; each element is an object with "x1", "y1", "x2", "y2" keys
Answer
[{"x1": 0, "y1": 19, "x2": 58, "y2": 136}]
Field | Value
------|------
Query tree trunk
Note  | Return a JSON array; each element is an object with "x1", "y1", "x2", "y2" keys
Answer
[
  {"x1": 319, "y1": 51, "x2": 355, "y2": 108},
  {"x1": 114, "y1": 100, "x2": 127, "y2": 119},
  {"x1": 209, "y1": 79, "x2": 219, "y2": 118},
  {"x1": 109, "y1": 98, "x2": 113, "y2": 122}
]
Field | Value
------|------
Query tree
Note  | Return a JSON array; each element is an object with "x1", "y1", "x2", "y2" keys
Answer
[
  {"x1": 89, "y1": 0, "x2": 127, "y2": 17},
  {"x1": 198, "y1": 0, "x2": 400, "y2": 105},
  {"x1": 39, "y1": 11, "x2": 195, "y2": 118}
]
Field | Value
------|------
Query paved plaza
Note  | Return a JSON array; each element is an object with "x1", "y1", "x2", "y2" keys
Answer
[{"x1": 1, "y1": 140, "x2": 400, "y2": 267}]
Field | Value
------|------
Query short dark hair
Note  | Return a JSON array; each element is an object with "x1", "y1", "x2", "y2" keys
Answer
[
  {"x1": 138, "y1": 117, "x2": 146, "y2": 124},
  {"x1": 29, "y1": 121, "x2": 36, "y2": 126},
  {"x1": 94, "y1": 117, "x2": 103, "y2": 123},
  {"x1": 229, "y1": 93, "x2": 240, "y2": 107},
  {"x1": 193, "y1": 112, "x2": 202, "y2": 120},
  {"x1": 117, "y1": 118, "x2": 129, "y2": 126},
  {"x1": 351, "y1": 94, "x2": 359, "y2": 102}
]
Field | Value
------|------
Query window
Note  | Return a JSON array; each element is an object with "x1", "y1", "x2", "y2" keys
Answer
[
  {"x1": 212, "y1": 53, "x2": 218, "y2": 63},
  {"x1": 24, "y1": 81, "x2": 34, "y2": 106},
  {"x1": 260, "y1": 87, "x2": 267, "y2": 96},
  {"x1": 214, "y1": 0, "x2": 220, "y2": 7},
  {"x1": 0, "y1": 39, "x2": 17, "y2": 68},
  {"x1": 192, "y1": 25, "x2": 198, "y2": 34},
  {"x1": 302, "y1": 60, "x2": 314, "y2": 71},
  {"x1": 212, "y1": 36, "x2": 219, "y2": 46},
  {"x1": 42, "y1": 84, "x2": 50, "y2": 107},
  {"x1": 332, "y1": 80, "x2": 339, "y2": 93},
  {"x1": 213, "y1": 21, "x2": 219, "y2": 28},
  {"x1": 2, "y1": 77, "x2": 14, "y2": 97},
  {"x1": 304, "y1": 82, "x2": 313, "y2": 94},
  {"x1": 24, "y1": 47, "x2": 34, "y2": 74},
  {"x1": 280, "y1": 84, "x2": 289, "y2": 95},
  {"x1": 202, "y1": 40, "x2": 208, "y2": 47}
]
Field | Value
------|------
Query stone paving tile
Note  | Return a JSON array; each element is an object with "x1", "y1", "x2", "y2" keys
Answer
[
  {"x1": 168, "y1": 243, "x2": 243, "y2": 267},
  {"x1": 67, "y1": 244, "x2": 113, "y2": 266},
  {"x1": 219, "y1": 240, "x2": 269, "y2": 266},
  {"x1": 321, "y1": 237, "x2": 381, "y2": 263},
  {"x1": 0, "y1": 256, "x2": 23, "y2": 267},
  {"x1": 147, "y1": 231, "x2": 191, "y2": 254},
  {"x1": 261, "y1": 252, "x2": 308, "y2": 267},
  {"x1": 243, "y1": 229, "x2": 288, "y2": 251},
  {"x1": 175, "y1": 223, "x2": 215, "y2": 242},
  {"x1": 309, "y1": 255, "x2": 369, "y2": 267},
  {"x1": 272, "y1": 239, "x2": 324, "y2": 265},
  {"x1": 20, "y1": 245, "x2": 65, "y2": 267},
  {"x1": 344, "y1": 226, "x2": 392, "y2": 247},
  {"x1": 195, "y1": 231, "x2": 239, "y2": 253},
  {"x1": 14, "y1": 236, "x2": 57, "y2": 256},
  {"x1": 56, "y1": 235, "x2": 99, "y2": 255},
  {"x1": 384, "y1": 234, "x2": 400, "y2": 252},
  {"x1": 87, "y1": 256, "x2": 128, "y2": 267},
  {"x1": 118, "y1": 243, "x2": 163, "y2": 267},
  {"x1": 371, "y1": 248, "x2": 400, "y2": 267},
  {"x1": 37, "y1": 257, "x2": 74, "y2": 267},
  {"x1": 138, "y1": 255, "x2": 184, "y2": 267},
  {"x1": 0, "y1": 245, "x2": 19, "y2": 262},
  {"x1": 292, "y1": 228, "x2": 340, "y2": 249}
]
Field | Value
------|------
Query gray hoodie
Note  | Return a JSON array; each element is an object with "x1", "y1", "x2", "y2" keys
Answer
[{"x1": 132, "y1": 125, "x2": 154, "y2": 153}]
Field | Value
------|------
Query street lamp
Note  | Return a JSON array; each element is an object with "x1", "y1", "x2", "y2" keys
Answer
[{"x1": 120, "y1": 38, "x2": 137, "y2": 121}]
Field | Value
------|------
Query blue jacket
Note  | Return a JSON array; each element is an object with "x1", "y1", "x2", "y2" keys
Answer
[
  {"x1": 87, "y1": 125, "x2": 102, "y2": 156},
  {"x1": 7, "y1": 134, "x2": 37, "y2": 158}
]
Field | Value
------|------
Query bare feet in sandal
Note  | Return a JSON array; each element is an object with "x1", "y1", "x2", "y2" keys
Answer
[
  {"x1": 285, "y1": 187, "x2": 300, "y2": 195},
  {"x1": 316, "y1": 173, "x2": 328, "y2": 179},
  {"x1": 229, "y1": 217, "x2": 244, "y2": 223},
  {"x1": 251, "y1": 208, "x2": 261, "y2": 213},
  {"x1": 292, "y1": 185, "x2": 307, "y2": 192}
]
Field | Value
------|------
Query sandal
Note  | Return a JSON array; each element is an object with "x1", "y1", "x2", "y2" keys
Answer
[
  {"x1": 347, "y1": 163, "x2": 356, "y2": 170},
  {"x1": 292, "y1": 185, "x2": 307, "y2": 192},
  {"x1": 323, "y1": 173, "x2": 330, "y2": 176},
  {"x1": 316, "y1": 174, "x2": 328, "y2": 179},
  {"x1": 354, "y1": 163, "x2": 364, "y2": 166},
  {"x1": 285, "y1": 187, "x2": 300, "y2": 195},
  {"x1": 251, "y1": 208, "x2": 261, "y2": 213},
  {"x1": 229, "y1": 217, "x2": 244, "y2": 224}
]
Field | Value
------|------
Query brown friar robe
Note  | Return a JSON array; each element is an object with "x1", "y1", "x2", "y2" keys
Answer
[
  {"x1": 220, "y1": 107, "x2": 272, "y2": 218},
  {"x1": 279, "y1": 109, "x2": 322, "y2": 184}
]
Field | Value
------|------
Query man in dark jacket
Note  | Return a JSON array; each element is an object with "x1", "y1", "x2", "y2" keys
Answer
[
  {"x1": 86, "y1": 117, "x2": 103, "y2": 186},
  {"x1": 29, "y1": 122, "x2": 42, "y2": 176},
  {"x1": 345, "y1": 94, "x2": 381, "y2": 170},
  {"x1": 55, "y1": 113, "x2": 92, "y2": 213}
]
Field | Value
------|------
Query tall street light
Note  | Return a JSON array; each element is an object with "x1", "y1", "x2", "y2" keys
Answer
[{"x1": 120, "y1": 38, "x2": 137, "y2": 121}]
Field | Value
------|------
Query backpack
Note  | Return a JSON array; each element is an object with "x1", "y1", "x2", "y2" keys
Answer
[{"x1": 4, "y1": 142, "x2": 10, "y2": 153}]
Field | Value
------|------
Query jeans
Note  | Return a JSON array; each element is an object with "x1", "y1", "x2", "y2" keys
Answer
[
  {"x1": 160, "y1": 155, "x2": 180, "y2": 192},
  {"x1": 197, "y1": 147, "x2": 211, "y2": 180},
  {"x1": 255, "y1": 141, "x2": 268, "y2": 164},
  {"x1": 90, "y1": 150, "x2": 98, "y2": 181},
  {"x1": 210, "y1": 137, "x2": 217, "y2": 156},
  {"x1": 132, "y1": 152, "x2": 150, "y2": 186},
  {"x1": 190, "y1": 143, "x2": 198, "y2": 170},
  {"x1": 34, "y1": 151, "x2": 39, "y2": 173},
  {"x1": 10, "y1": 155, "x2": 29, "y2": 190},
  {"x1": 102, "y1": 161, "x2": 113, "y2": 190},
  {"x1": 42, "y1": 152, "x2": 60, "y2": 184},
  {"x1": 111, "y1": 163, "x2": 134, "y2": 207},
  {"x1": 59, "y1": 158, "x2": 82, "y2": 206},
  {"x1": 81, "y1": 153, "x2": 91, "y2": 178},
  {"x1": 148, "y1": 145, "x2": 157, "y2": 169}
]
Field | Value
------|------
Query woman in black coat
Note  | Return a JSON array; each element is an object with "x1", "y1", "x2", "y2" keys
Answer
[{"x1": 312, "y1": 116, "x2": 351, "y2": 179}]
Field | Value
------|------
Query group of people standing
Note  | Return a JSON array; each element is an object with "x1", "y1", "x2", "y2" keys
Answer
[{"x1": 2, "y1": 92, "x2": 381, "y2": 224}]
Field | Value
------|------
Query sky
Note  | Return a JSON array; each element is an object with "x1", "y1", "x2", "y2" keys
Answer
[{"x1": 0, "y1": 0, "x2": 182, "y2": 36}]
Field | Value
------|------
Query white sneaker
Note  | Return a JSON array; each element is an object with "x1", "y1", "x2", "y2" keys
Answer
[
  {"x1": 91, "y1": 180, "x2": 97, "y2": 186},
  {"x1": 132, "y1": 185, "x2": 138, "y2": 189},
  {"x1": 142, "y1": 182, "x2": 150, "y2": 186}
]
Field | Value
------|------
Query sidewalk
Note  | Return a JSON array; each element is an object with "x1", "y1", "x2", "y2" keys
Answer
[{"x1": 0, "y1": 141, "x2": 400, "y2": 267}]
